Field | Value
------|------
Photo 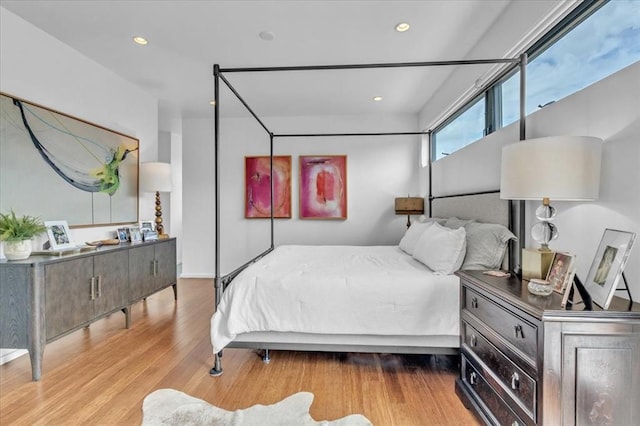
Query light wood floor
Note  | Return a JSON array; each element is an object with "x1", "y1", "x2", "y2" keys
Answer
[{"x1": 0, "y1": 278, "x2": 479, "y2": 425}]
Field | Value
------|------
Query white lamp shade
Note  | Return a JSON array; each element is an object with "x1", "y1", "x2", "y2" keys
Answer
[
  {"x1": 500, "y1": 136, "x2": 603, "y2": 201},
  {"x1": 139, "y1": 162, "x2": 172, "y2": 193}
]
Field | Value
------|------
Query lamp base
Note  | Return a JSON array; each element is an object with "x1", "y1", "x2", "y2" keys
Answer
[{"x1": 522, "y1": 248, "x2": 555, "y2": 280}]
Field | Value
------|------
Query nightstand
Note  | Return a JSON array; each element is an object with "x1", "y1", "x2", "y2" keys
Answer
[{"x1": 455, "y1": 270, "x2": 640, "y2": 425}]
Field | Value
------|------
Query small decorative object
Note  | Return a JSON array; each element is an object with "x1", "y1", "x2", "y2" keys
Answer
[
  {"x1": 0, "y1": 210, "x2": 47, "y2": 260},
  {"x1": 245, "y1": 156, "x2": 292, "y2": 218},
  {"x1": 528, "y1": 278, "x2": 554, "y2": 296},
  {"x1": 140, "y1": 220, "x2": 155, "y2": 234},
  {"x1": 143, "y1": 230, "x2": 159, "y2": 241},
  {"x1": 584, "y1": 229, "x2": 636, "y2": 309},
  {"x1": 299, "y1": 155, "x2": 347, "y2": 219},
  {"x1": 44, "y1": 220, "x2": 75, "y2": 250},
  {"x1": 129, "y1": 226, "x2": 142, "y2": 243},
  {"x1": 117, "y1": 228, "x2": 129, "y2": 242}
]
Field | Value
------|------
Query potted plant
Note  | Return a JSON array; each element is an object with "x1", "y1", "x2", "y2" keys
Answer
[{"x1": 0, "y1": 210, "x2": 47, "y2": 260}]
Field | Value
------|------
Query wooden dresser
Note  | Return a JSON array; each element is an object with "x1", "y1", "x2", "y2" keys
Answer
[
  {"x1": 456, "y1": 270, "x2": 640, "y2": 425},
  {"x1": 0, "y1": 238, "x2": 176, "y2": 381}
]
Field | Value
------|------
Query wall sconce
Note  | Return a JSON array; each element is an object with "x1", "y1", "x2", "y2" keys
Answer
[
  {"x1": 395, "y1": 197, "x2": 424, "y2": 228},
  {"x1": 140, "y1": 162, "x2": 172, "y2": 238}
]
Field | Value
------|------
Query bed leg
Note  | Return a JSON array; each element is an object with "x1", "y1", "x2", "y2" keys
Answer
[
  {"x1": 209, "y1": 351, "x2": 223, "y2": 377},
  {"x1": 262, "y1": 349, "x2": 270, "y2": 364}
]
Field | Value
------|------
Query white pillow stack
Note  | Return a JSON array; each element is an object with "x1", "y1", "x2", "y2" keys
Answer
[
  {"x1": 398, "y1": 221, "x2": 434, "y2": 255},
  {"x1": 411, "y1": 223, "x2": 467, "y2": 275}
]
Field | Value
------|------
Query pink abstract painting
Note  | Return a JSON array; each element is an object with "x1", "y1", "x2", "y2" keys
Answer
[
  {"x1": 299, "y1": 155, "x2": 347, "y2": 219},
  {"x1": 245, "y1": 156, "x2": 291, "y2": 218}
]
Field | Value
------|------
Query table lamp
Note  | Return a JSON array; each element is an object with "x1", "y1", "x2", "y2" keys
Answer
[
  {"x1": 140, "y1": 162, "x2": 172, "y2": 238},
  {"x1": 395, "y1": 197, "x2": 424, "y2": 228},
  {"x1": 500, "y1": 135, "x2": 603, "y2": 277}
]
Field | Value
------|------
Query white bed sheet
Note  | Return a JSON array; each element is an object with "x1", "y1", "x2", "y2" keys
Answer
[{"x1": 210, "y1": 245, "x2": 460, "y2": 353}]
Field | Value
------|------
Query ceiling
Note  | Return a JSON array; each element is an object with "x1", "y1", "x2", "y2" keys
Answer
[{"x1": 1, "y1": 1, "x2": 557, "y2": 122}]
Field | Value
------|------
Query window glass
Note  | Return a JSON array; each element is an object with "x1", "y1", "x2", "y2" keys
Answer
[
  {"x1": 432, "y1": 96, "x2": 484, "y2": 161},
  {"x1": 501, "y1": 0, "x2": 640, "y2": 128}
]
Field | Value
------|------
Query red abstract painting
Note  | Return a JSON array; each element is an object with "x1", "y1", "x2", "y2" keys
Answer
[
  {"x1": 245, "y1": 156, "x2": 292, "y2": 218},
  {"x1": 299, "y1": 155, "x2": 347, "y2": 219}
]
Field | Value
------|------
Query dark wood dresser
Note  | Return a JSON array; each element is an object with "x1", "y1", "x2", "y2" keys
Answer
[{"x1": 456, "y1": 270, "x2": 640, "y2": 425}]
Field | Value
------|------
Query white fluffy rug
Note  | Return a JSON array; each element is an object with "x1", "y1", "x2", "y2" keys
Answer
[{"x1": 142, "y1": 389, "x2": 372, "y2": 425}]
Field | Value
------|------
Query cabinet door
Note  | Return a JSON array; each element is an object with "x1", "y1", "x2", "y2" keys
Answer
[
  {"x1": 93, "y1": 250, "x2": 129, "y2": 317},
  {"x1": 128, "y1": 245, "x2": 156, "y2": 301},
  {"x1": 45, "y1": 258, "x2": 94, "y2": 340},
  {"x1": 154, "y1": 239, "x2": 176, "y2": 293}
]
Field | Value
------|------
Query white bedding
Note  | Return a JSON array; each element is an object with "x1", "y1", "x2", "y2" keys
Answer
[{"x1": 210, "y1": 245, "x2": 460, "y2": 353}]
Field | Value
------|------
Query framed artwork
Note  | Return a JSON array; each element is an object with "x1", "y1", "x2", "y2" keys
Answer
[
  {"x1": 584, "y1": 229, "x2": 636, "y2": 309},
  {"x1": 129, "y1": 226, "x2": 142, "y2": 243},
  {"x1": 117, "y1": 228, "x2": 129, "y2": 242},
  {"x1": 299, "y1": 155, "x2": 347, "y2": 219},
  {"x1": 0, "y1": 93, "x2": 139, "y2": 227},
  {"x1": 45, "y1": 220, "x2": 74, "y2": 250},
  {"x1": 245, "y1": 156, "x2": 292, "y2": 218}
]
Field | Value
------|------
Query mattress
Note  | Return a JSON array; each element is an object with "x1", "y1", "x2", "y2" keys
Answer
[{"x1": 211, "y1": 245, "x2": 460, "y2": 353}]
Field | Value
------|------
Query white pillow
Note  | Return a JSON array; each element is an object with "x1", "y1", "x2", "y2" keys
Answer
[
  {"x1": 413, "y1": 223, "x2": 467, "y2": 275},
  {"x1": 399, "y1": 221, "x2": 434, "y2": 255}
]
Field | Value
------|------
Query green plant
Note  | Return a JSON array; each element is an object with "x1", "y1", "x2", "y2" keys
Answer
[{"x1": 0, "y1": 210, "x2": 47, "y2": 242}]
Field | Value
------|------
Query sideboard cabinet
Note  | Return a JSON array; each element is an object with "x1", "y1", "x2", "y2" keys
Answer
[
  {"x1": 0, "y1": 238, "x2": 176, "y2": 380},
  {"x1": 456, "y1": 270, "x2": 640, "y2": 425}
]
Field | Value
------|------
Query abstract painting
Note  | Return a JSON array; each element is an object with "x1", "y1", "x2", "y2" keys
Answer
[
  {"x1": 245, "y1": 156, "x2": 292, "y2": 218},
  {"x1": 299, "y1": 155, "x2": 347, "y2": 219},
  {"x1": 0, "y1": 93, "x2": 139, "y2": 227}
]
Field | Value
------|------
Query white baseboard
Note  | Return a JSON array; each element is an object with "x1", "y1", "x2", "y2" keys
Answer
[
  {"x1": 0, "y1": 349, "x2": 28, "y2": 365},
  {"x1": 179, "y1": 273, "x2": 214, "y2": 279}
]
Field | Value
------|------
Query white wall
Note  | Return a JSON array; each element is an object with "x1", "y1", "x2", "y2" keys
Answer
[
  {"x1": 426, "y1": 62, "x2": 640, "y2": 299},
  {"x1": 0, "y1": 8, "x2": 159, "y2": 245},
  {"x1": 0, "y1": 7, "x2": 160, "y2": 362},
  {"x1": 181, "y1": 114, "x2": 420, "y2": 277}
]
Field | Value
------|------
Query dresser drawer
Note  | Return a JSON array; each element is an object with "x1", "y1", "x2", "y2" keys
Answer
[
  {"x1": 463, "y1": 321, "x2": 536, "y2": 421},
  {"x1": 461, "y1": 356, "x2": 528, "y2": 426},
  {"x1": 464, "y1": 287, "x2": 538, "y2": 362}
]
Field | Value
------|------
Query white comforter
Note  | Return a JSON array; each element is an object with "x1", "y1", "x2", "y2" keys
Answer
[{"x1": 210, "y1": 245, "x2": 460, "y2": 353}]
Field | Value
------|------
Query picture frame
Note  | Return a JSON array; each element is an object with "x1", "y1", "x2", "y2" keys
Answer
[
  {"x1": 299, "y1": 155, "x2": 347, "y2": 219},
  {"x1": 44, "y1": 220, "x2": 75, "y2": 250},
  {"x1": 128, "y1": 226, "x2": 142, "y2": 243},
  {"x1": 140, "y1": 220, "x2": 155, "y2": 234},
  {"x1": 117, "y1": 227, "x2": 129, "y2": 243},
  {"x1": 547, "y1": 252, "x2": 575, "y2": 296},
  {"x1": 244, "y1": 156, "x2": 292, "y2": 218},
  {"x1": 584, "y1": 229, "x2": 636, "y2": 309},
  {"x1": 143, "y1": 230, "x2": 159, "y2": 241}
]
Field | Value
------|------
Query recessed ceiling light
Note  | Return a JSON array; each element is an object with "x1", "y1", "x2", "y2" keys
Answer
[
  {"x1": 259, "y1": 31, "x2": 275, "y2": 41},
  {"x1": 373, "y1": 96, "x2": 383, "y2": 102},
  {"x1": 395, "y1": 22, "x2": 410, "y2": 32},
  {"x1": 133, "y1": 36, "x2": 148, "y2": 45}
]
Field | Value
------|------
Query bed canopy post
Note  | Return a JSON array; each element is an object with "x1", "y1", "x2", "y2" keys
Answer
[
  {"x1": 212, "y1": 64, "x2": 224, "y2": 377},
  {"x1": 513, "y1": 52, "x2": 528, "y2": 276},
  {"x1": 427, "y1": 131, "x2": 433, "y2": 216},
  {"x1": 270, "y1": 133, "x2": 275, "y2": 249}
]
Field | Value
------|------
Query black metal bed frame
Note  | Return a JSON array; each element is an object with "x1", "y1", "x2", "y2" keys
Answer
[{"x1": 211, "y1": 54, "x2": 529, "y2": 375}]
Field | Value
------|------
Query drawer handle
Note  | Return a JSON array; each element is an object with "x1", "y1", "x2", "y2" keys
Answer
[
  {"x1": 469, "y1": 371, "x2": 478, "y2": 385},
  {"x1": 469, "y1": 334, "x2": 477, "y2": 347},
  {"x1": 511, "y1": 372, "x2": 520, "y2": 390},
  {"x1": 471, "y1": 297, "x2": 478, "y2": 309},
  {"x1": 90, "y1": 277, "x2": 96, "y2": 300},
  {"x1": 96, "y1": 275, "x2": 102, "y2": 298},
  {"x1": 514, "y1": 324, "x2": 524, "y2": 339}
]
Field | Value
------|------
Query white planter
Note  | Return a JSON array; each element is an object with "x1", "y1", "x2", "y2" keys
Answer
[{"x1": 3, "y1": 239, "x2": 32, "y2": 260}]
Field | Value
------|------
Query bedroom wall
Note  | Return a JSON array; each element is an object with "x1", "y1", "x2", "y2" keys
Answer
[
  {"x1": 181, "y1": 114, "x2": 421, "y2": 277},
  {"x1": 0, "y1": 8, "x2": 159, "y2": 363},
  {"x1": 425, "y1": 62, "x2": 640, "y2": 300}
]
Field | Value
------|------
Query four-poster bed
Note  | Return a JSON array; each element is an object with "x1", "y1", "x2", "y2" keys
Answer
[{"x1": 210, "y1": 55, "x2": 528, "y2": 376}]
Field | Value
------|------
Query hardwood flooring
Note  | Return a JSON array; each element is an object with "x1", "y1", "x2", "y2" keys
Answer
[{"x1": 0, "y1": 278, "x2": 479, "y2": 425}]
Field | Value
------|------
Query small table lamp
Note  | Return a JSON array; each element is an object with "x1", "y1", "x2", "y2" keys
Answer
[
  {"x1": 395, "y1": 197, "x2": 424, "y2": 228},
  {"x1": 140, "y1": 162, "x2": 172, "y2": 238},
  {"x1": 500, "y1": 135, "x2": 602, "y2": 277}
]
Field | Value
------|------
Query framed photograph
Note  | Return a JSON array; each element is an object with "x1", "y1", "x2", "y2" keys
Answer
[
  {"x1": 245, "y1": 156, "x2": 292, "y2": 218},
  {"x1": 117, "y1": 227, "x2": 129, "y2": 242},
  {"x1": 128, "y1": 226, "x2": 142, "y2": 243},
  {"x1": 140, "y1": 220, "x2": 155, "y2": 233},
  {"x1": 546, "y1": 252, "x2": 575, "y2": 295},
  {"x1": 585, "y1": 229, "x2": 636, "y2": 309},
  {"x1": 299, "y1": 155, "x2": 347, "y2": 219},
  {"x1": 143, "y1": 230, "x2": 159, "y2": 241},
  {"x1": 44, "y1": 220, "x2": 74, "y2": 250}
]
